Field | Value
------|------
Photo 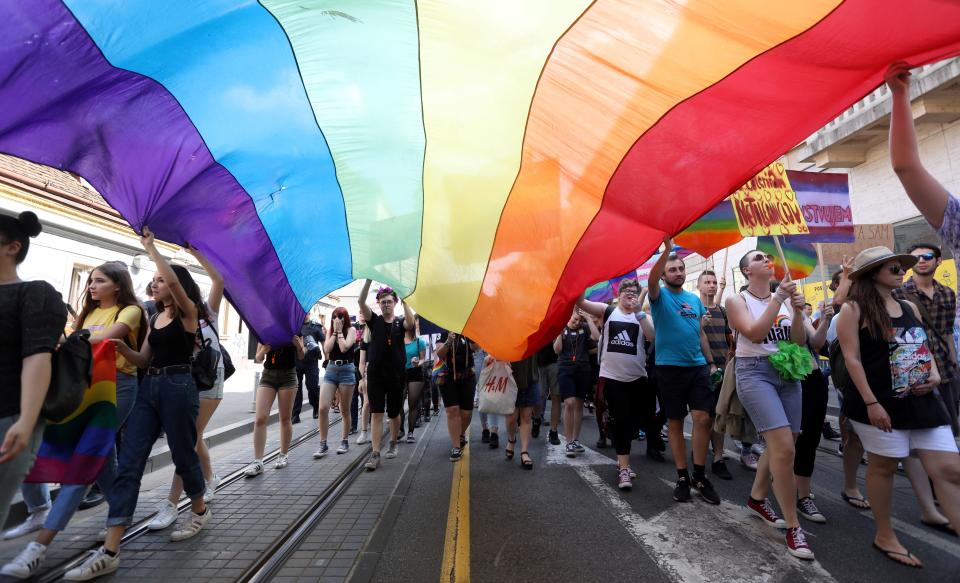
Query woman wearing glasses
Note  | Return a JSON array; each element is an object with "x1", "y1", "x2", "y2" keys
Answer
[
  {"x1": 835, "y1": 246, "x2": 960, "y2": 568},
  {"x1": 726, "y1": 250, "x2": 812, "y2": 560}
]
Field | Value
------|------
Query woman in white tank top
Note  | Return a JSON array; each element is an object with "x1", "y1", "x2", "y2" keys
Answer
[{"x1": 726, "y1": 249, "x2": 813, "y2": 560}]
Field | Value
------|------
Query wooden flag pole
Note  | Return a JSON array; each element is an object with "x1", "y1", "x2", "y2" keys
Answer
[
  {"x1": 771, "y1": 235, "x2": 791, "y2": 282},
  {"x1": 816, "y1": 243, "x2": 829, "y2": 308},
  {"x1": 722, "y1": 249, "x2": 730, "y2": 277}
]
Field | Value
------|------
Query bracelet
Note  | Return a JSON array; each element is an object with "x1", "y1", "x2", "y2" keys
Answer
[{"x1": 865, "y1": 401, "x2": 879, "y2": 407}]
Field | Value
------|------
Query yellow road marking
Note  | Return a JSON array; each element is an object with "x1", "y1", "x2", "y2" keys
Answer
[{"x1": 440, "y1": 445, "x2": 470, "y2": 582}]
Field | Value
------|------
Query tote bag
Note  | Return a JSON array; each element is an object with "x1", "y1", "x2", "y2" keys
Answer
[{"x1": 477, "y1": 359, "x2": 518, "y2": 416}]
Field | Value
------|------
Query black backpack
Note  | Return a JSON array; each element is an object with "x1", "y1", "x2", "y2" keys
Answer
[
  {"x1": 44, "y1": 330, "x2": 93, "y2": 422},
  {"x1": 191, "y1": 325, "x2": 221, "y2": 391},
  {"x1": 207, "y1": 319, "x2": 235, "y2": 381}
]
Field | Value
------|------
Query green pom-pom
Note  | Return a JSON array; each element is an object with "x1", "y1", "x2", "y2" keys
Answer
[{"x1": 768, "y1": 341, "x2": 814, "y2": 381}]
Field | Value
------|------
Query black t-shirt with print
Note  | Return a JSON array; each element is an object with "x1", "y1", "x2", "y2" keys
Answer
[{"x1": 366, "y1": 314, "x2": 406, "y2": 372}]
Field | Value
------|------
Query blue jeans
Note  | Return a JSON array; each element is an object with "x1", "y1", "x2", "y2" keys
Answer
[
  {"x1": 20, "y1": 373, "x2": 139, "y2": 530},
  {"x1": 106, "y1": 372, "x2": 202, "y2": 527},
  {"x1": 480, "y1": 413, "x2": 502, "y2": 430}
]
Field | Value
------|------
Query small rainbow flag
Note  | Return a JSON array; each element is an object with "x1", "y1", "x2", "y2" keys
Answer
[
  {"x1": 585, "y1": 272, "x2": 636, "y2": 303},
  {"x1": 674, "y1": 200, "x2": 743, "y2": 259},
  {"x1": 586, "y1": 247, "x2": 694, "y2": 300},
  {"x1": 26, "y1": 342, "x2": 117, "y2": 485},
  {"x1": 758, "y1": 236, "x2": 817, "y2": 281}
]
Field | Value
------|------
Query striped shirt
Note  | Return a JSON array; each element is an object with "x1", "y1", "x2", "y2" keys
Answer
[{"x1": 703, "y1": 305, "x2": 731, "y2": 367}]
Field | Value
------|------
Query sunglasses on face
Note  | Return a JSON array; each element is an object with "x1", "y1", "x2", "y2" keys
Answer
[
  {"x1": 914, "y1": 252, "x2": 936, "y2": 261},
  {"x1": 620, "y1": 292, "x2": 639, "y2": 300},
  {"x1": 751, "y1": 253, "x2": 774, "y2": 263},
  {"x1": 887, "y1": 264, "x2": 905, "y2": 275}
]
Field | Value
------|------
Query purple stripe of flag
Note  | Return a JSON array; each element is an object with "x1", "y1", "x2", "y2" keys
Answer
[{"x1": 0, "y1": 1, "x2": 305, "y2": 343}]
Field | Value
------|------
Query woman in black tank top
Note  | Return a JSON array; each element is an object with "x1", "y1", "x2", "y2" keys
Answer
[
  {"x1": 93, "y1": 227, "x2": 211, "y2": 569},
  {"x1": 836, "y1": 246, "x2": 960, "y2": 568}
]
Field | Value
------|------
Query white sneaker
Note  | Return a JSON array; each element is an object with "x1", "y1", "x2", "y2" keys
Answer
[
  {"x1": 146, "y1": 501, "x2": 178, "y2": 531},
  {"x1": 384, "y1": 443, "x2": 398, "y2": 459},
  {"x1": 356, "y1": 430, "x2": 369, "y2": 445},
  {"x1": 336, "y1": 440, "x2": 349, "y2": 455},
  {"x1": 274, "y1": 453, "x2": 289, "y2": 469},
  {"x1": 170, "y1": 509, "x2": 211, "y2": 542},
  {"x1": 2, "y1": 509, "x2": 49, "y2": 540},
  {"x1": 244, "y1": 460, "x2": 264, "y2": 477},
  {"x1": 204, "y1": 473, "x2": 221, "y2": 503},
  {"x1": 63, "y1": 547, "x2": 118, "y2": 581},
  {"x1": 751, "y1": 442, "x2": 766, "y2": 456},
  {"x1": 2, "y1": 541, "x2": 47, "y2": 579}
]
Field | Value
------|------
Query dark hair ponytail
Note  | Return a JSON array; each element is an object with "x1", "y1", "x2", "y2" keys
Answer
[{"x1": 0, "y1": 211, "x2": 42, "y2": 264}]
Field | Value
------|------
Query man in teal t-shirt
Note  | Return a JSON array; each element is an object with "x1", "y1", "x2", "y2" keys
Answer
[{"x1": 647, "y1": 237, "x2": 720, "y2": 507}]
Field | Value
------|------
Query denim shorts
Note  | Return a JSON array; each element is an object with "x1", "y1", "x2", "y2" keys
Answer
[
  {"x1": 323, "y1": 362, "x2": 356, "y2": 386},
  {"x1": 198, "y1": 366, "x2": 225, "y2": 400},
  {"x1": 735, "y1": 356, "x2": 801, "y2": 433}
]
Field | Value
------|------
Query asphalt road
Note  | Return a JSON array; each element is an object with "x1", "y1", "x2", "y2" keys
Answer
[{"x1": 364, "y1": 405, "x2": 960, "y2": 583}]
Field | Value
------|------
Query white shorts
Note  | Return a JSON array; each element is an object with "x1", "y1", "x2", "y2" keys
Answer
[{"x1": 849, "y1": 420, "x2": 958, "y2": 459}]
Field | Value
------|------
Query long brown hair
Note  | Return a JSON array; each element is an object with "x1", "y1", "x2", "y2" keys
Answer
[
  {"x1": 847, "y1": 266, "x2": 892, "y2": 341},
  {"x1": 76, "y1": 261, "x2": 148, "y2": 348}
]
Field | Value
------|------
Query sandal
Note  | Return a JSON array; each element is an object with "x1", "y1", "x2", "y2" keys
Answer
[
  {"x1": 505, "y1": 437, "x2": 517, "y2": 461},
  {"x1": 872, "y1": 542, "x2": 923, "y2": 568},
  {"x1": 520, "y1": 451, "x2": 533, "y2": 470},
  {"x1": 841, "y1": 491, "x2": 871, "y2": 510}
]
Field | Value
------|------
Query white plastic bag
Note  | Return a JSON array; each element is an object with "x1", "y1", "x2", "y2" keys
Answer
[{"x1": 477, "y1": 359, "x2": 518, "y2": 416}]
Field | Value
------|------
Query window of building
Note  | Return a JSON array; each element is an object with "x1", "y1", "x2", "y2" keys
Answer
[{"x1": 68, "y1": 263, "x2": 94, "y2": 314}]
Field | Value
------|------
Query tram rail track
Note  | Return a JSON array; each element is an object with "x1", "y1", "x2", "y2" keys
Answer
[{"x1": 38, "y1": 416, "x2": 354, "y2": 582}]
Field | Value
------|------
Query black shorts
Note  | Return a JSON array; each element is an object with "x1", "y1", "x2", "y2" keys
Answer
[
  {"x1": 367, "y1": 367, "x2": 404, "y2": 418},
  {"x1": 656, "y1": 364, "x2": 714, "y2": 420},
  {"x1": 557, "y1": 365, "x2": 592, "y2": 400},
  {"x1": 405, "y1": 366, "x2": 424, "y2": 384},
  {"x1": 440, "y1": 375, "x2": 475, "y2": 411}
]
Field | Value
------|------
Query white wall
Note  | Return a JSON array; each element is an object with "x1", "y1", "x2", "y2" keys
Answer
[{"x1": 844, "y1": 118, "x2": 960, "y2": 225}]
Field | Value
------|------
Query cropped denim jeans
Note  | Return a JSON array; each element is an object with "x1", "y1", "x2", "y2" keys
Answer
[{"x1": 106, "y1": 372, "x2": 202, "y2": 527}]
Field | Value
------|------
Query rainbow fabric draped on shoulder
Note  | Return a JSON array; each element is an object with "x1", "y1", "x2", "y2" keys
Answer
[{"x1": 1, "y1": 1, "x2": 959, "y2": 359}]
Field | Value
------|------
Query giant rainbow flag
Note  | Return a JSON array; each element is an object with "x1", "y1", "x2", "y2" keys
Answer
[{"x1": 1, "y1": 2, "x2": 959, "y2": 358}]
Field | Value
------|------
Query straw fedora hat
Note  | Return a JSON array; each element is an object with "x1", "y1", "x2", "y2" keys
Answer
[{"x1": 849, "y1": 246, "x2": 918, "y2": 279}]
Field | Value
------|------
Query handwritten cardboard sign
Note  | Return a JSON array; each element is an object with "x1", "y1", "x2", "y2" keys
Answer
[
  {"x1": 731, "y1": 163, "x2": 810, "y2": 237},
  {"x1": 820, "y1": 224, "x2": 894, "y2": 265}
]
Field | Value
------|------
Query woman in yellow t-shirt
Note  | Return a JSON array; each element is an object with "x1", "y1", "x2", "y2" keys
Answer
[{"x1": 2, "y1": 261, "x2": 146, "y2": 576}]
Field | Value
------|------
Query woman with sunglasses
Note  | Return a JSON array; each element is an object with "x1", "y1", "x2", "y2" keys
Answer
[
  {"x1": 836, "y1": 246, "x2": 960, "y2": 568},
  {"x1": 726, "y1": 250, "x2": 813, "y2": 560}
]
